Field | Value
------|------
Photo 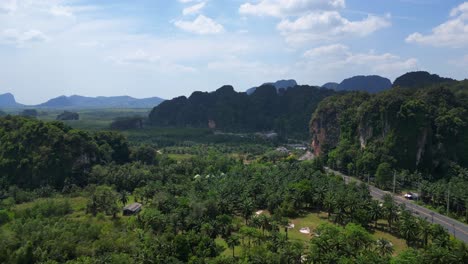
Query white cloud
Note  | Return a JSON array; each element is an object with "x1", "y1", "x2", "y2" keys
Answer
[
  {"x1": 0, "y1": 0, "x2": 17, "y2": 13},
  {"x1": 50, "y1": 5, "x2": 73, "y2": 17},
  {"x1": 406, "y1": 2, "x2": 468, "y2": 48},
  {"x1": 110, "y1": 50, "x2": 160, "y2": 64},
  {"x1": 302, "y1": 44, "x2": 418, "y2": 77},
  {"x1": 174, "y1": 15, "x2": 224, "y2": 34},
  {"x1": 278, "y1": 12, "x2": 390, "y2": 45},
  {"x1": 183, "y1": 2, "x2": 206, "y2": 15},
  {"x1": 1, "y1": 29, "x2": 48, "y2": 45},
  {"x1": 179, "y1": 0, "x2": 200, "y2": 3},
  {"x1": 239, "y1": 0, "x2": 345, "y2": 17},
  {"x1": 303, "y1": 43, "x2": 349, "y2": 57},
  {"x1": 109, "y1": 50, "x2": 197, "y2": 74},
  {"x1": 450, "y1": 2, "x2": 468, "y2": 17},
  {"x1": 207, "y1": 56, "x2": 288, "y2": 78}
]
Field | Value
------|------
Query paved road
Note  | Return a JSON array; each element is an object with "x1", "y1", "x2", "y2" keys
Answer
[{"x1": 325, "y1": 167, "x2": 468, "y2": 244}]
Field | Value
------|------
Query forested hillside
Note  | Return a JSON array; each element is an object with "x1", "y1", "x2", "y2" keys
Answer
[
  {"x1": 393, "y1": 72, "x2": 456, "y2": 89},
  {"x1": 311, "y1": 79, "x2": 468, "y2": 176},
  {"x1": 149, "y1": 84, "x2": 336, "y2": 138},
  {"x1": 335, "y1": 75, "x2": 392, "y2": 93},
  {"x1": 0, "y1": 116, "x2": 130, "y2": 189},
  {"x1": 310, "y1": 76, "x2": 468, "y2": 221}
]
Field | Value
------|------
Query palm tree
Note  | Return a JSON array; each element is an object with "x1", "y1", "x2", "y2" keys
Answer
[
  {"x1": 278, "y1": 217, "x2": 290, "y2": 240},
  {"x1": 399, "y1": 211, "x2": 420, "y2": 246},
  {"x1": 323, "y1": 192, "x2": 335, "y2": 219},
  {"x1": 216, "y1": 214, "x2": 233, "y2": 240},
  {"x1": 382, "y1": 194, "x2": 398, "y2": 230},
  {"x1": 375, "y1": 238, "x2": 394, "y2": 257},
  {"x1": 258, "y1": 214, "x2": 271, "y2": 236},
  {"x1": 250, "y1": 215, "x2": 262, "y2": 229},
  {"x1": 226, "y1": 234, "x2": 240, "y2": 258},
  {"x1": 419, "y1": 218, "x2": 431, "y2": 247},
  {"x1": 313, "y1": 185, "x2": 327, "y2": 210},
  {"x1": 369, "y1": 200, "x2": 382, "y2": 229},
  {"x1": 241, "y1": 198, "x2": 254, "y2": 225},
  {"x1": 120, "y1": 190, "x2": 129, "y2": 206}
]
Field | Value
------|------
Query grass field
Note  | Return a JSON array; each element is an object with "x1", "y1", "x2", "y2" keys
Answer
[
  {"x1": 283, "y1": 212, "x2": 407, "y2": 255},
  {"x1": 215, "y1": 211, "x2": 408, "y2": 257}
]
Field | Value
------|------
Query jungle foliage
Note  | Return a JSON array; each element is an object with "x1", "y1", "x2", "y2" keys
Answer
[
  {"x1": 311, "y1": 78, "x2": 468, "y2": 222},
  {"x1": 149, "y1": 84, "x2": 336, "y2": 139}
]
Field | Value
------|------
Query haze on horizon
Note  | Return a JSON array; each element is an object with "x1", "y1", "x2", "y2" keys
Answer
[{"x1": 0, "y1": 0, "x2": 467, "y2": 105}]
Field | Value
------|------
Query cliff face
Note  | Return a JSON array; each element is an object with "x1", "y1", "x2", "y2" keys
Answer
[
  {"x1": 310, "y1": 92, "x2": 370, "y2": 156},
  {"x1": 309, "y1": 84, "x2": 468, "y2": 176}
]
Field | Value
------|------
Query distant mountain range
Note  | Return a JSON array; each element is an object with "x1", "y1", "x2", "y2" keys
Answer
[
  {"x1": 0, "y1": 93, "x2": 23, "y2": 108},
  {"x1": 37, "y1": 95, "x2": 165, "y2": 109},
  {"x1": 1, "y1": 71, "x2": 458, "y2": 110},
  {"x1": 246, "y1": 79, "x2": 298, "y2": 95},
  {"x1": 322, "y1": 82, "x2": 339, "y2": 90},
  {"x1": 322, "y1": 75, "x2": 392, "y2": 93},
  {"x1": 246, "y1": 76, "x2": 392, "y2": 95},
  {"x1": 0, "y1": 94, "x2": 165, "y2": 109}
]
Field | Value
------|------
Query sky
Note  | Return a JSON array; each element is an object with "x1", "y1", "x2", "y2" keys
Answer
[{"x1": 0, "y1": 0, "x2": 467, "y2": 104}]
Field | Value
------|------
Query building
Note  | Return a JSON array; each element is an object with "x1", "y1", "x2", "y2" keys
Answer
[{"x1": 123, "y1": 202, "x2": 142, "y2": 216}]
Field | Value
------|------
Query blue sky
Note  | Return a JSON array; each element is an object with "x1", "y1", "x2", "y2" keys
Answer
[{"x1": 0, "y1": 0, "x2": 467, "y2": 104}]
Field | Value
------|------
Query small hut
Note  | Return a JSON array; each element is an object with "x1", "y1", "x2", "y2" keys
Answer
[{"x1": 123, "y1": 202, "x2": 142, "y2": 216}]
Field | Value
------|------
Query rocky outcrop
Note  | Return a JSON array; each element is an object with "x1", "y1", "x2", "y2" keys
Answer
[
  {"x1": 0, "y1": 93, "x2": 22, "y2": 108},
  {"x1": 311, "y1": 109, "x2": 340, "y2": 156},
  {"x1": 393, "y1": 71, "x2": 455, "y2": 88},
  {"x1": 336, "y1": 75, "x2": 392, "y2": 93},
  {"x1": 309, "y1": 81, "x2": 468, "y2": 175},
  {"x1": 246, "y1": 79, "x2": 298, "y2": 95}
]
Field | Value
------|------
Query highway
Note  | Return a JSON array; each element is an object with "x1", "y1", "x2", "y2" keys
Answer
[{"x1": 325, "y1": 167, "x2": 468, "y2": 244}]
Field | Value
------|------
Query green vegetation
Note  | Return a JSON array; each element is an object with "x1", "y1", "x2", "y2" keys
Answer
[
  {"x1": 149, "y1": 84, "x2": 336, "y2": 139},
  {"x1": 57, "y1": 111, "x2": 79, "y2": 121},
  {"x1": 310, "y1": 78, "x2": 468, "y2": 222},
  {"x1": 20, "y1": 109, "x2": 38, "y2": 118},
  {"x1": 110, "y1": 116, "x2": 144, "y2": 130},
  {"x1": 1, "y1": 72, "x2": 468, "y2": 263},
  {"x1": 40, "y1": 108, "x2": 150, "y2": 131},
  {"x1": 1, "y1": 115, "x2": 466, "y2": 263},
  {"x1": 0, "y1": 116, "x2": 130, "y2": 189}
]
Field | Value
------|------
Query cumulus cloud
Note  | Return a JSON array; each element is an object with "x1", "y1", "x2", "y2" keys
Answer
[
  {"x1": 174, "y1": 15, "x2": 224, "y2": 34},
  {"x1": 183, "y1": 2, "x2": 206, "y2": 15},
  {"x1": 406, "y1": 2, "x2": 468, "y2": 48},
  {"x1": 303, "y1": 44, "x2": 418, "y2": 77},
  {"x1": 239, "y1": 0, "x2": 390, "y2": 46},
  {"x1": 1, "y1": 29, "x2": 48, "y2": 45},
  {"x1": 278, "y1": 12, "x2": 390, "y2": 45},
  {"x1": 239, "y1": 0, "x2": 345, "y2": 17}
]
